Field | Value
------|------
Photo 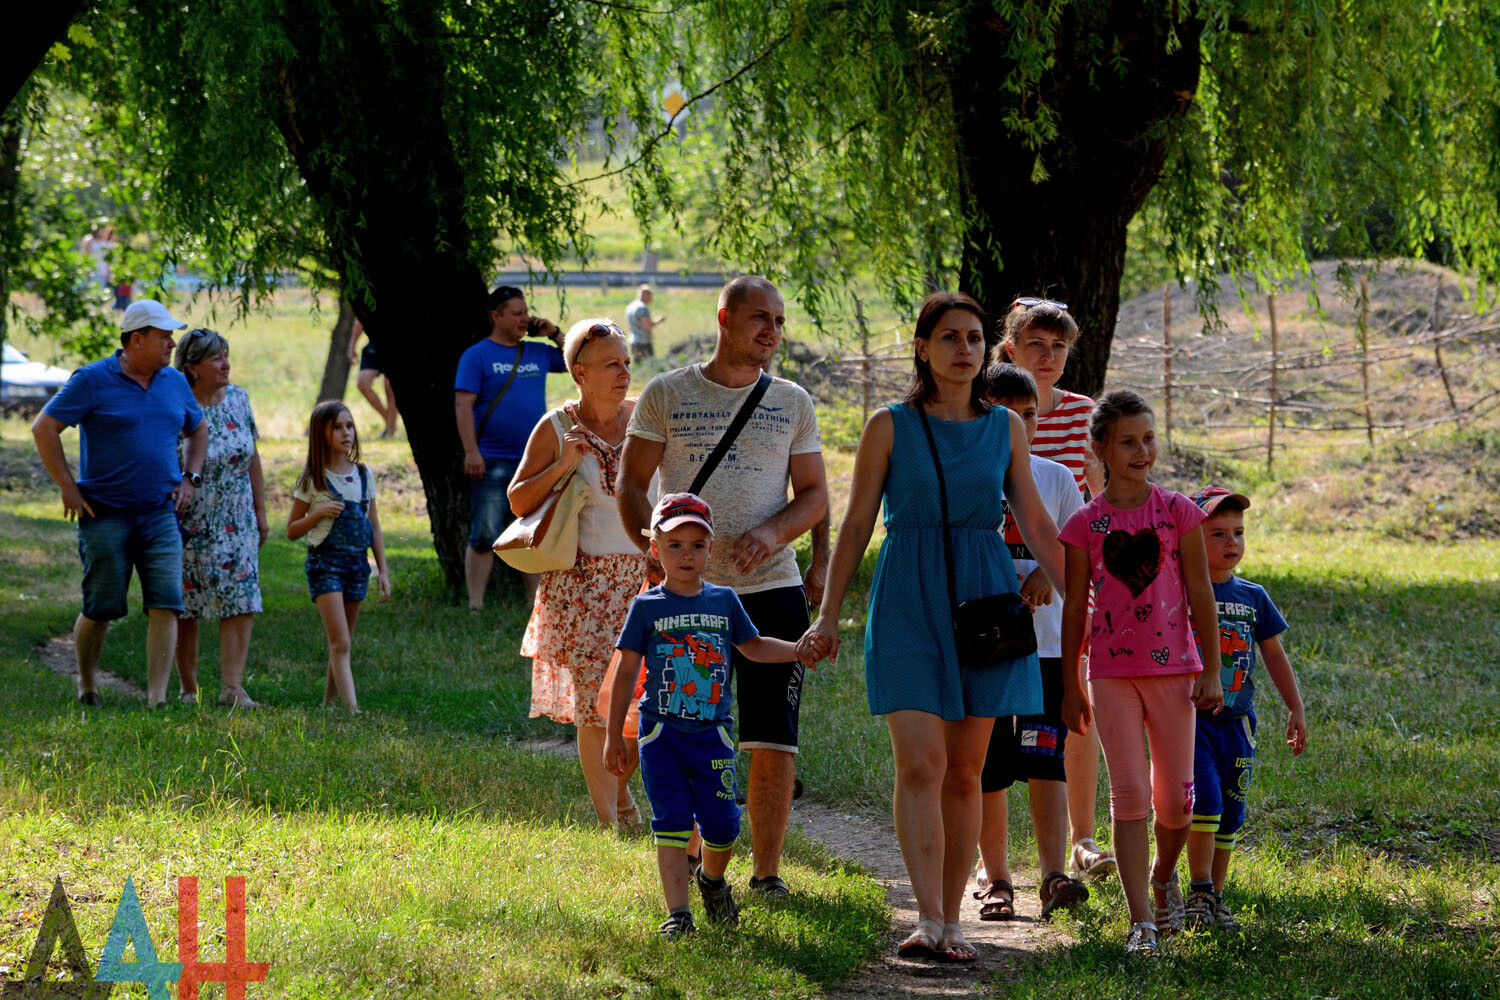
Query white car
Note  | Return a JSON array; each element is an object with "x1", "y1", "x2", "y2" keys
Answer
[{"x1": 2, "y1": 343, "x2": 72, "y2": 415}]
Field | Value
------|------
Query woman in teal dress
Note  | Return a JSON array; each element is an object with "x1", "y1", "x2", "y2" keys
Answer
[{"x1": 798, "y1": 291, "x2": 1065, "y2": 962}]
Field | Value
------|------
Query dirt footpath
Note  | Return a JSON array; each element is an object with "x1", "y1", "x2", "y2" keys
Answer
[{"x1": 789, "y1": 801, "x2": 1067, "y2": 999}]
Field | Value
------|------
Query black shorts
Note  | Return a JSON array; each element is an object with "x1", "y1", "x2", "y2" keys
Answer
[
  {"x1": 359, "y1": 343, "x2": 380, "y2": 372},
  {"x1": 981, "y1": 656, "x2": 1068, "y2": 792},
  {"x1": 733, "y1": 585, "x2": 809, "y2": 754}
]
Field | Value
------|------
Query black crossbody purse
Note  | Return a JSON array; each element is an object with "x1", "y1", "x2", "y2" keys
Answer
[{"x1": 916, "y1": 403, "x2": 1038, "y2": 668}]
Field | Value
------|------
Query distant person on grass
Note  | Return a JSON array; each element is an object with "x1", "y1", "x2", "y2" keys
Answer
[
  {"x1": 618, "y1": 275, "x2": 828, "y2": 898},
  {"x1": 286, "y1": 401, "x2": 391, "y2": 714},
  {"x1": 603, "y1": 493, "x2": 808, "y2": 939},
  {"x1": 1183, "y1": 485, "x2": 1307, "y2": 931},
  {"x1": 454, "y1": 285, "x2": 566, "y2": 610},
  {"x1": 796, "y1": 291, "x2": 1065, "y2": 962},
  {"x1": 172, "y1": 329, "x2": 268, "y2": 709},
  {"x1": 625, "y1": 283, "x2": 666, "y2": 362},
  {"x1": 347, "y1": 319, "x2": 399, "y2": 439},
  {"x1": 999, "y1": 297, "x2": 1116, "y2": 882},
  {"x1": 511, "y1": 319, "x2": 648, "y2": 831},
  {"x1": 32, "y1": 300, "x2": 207, "y2": 709},
  {"x1": 972, "y1": 363, "x2": 1089, "y2": 923},
  {"x1": 1056, "y1": 390, "x2": 1223, "y2": 957}
]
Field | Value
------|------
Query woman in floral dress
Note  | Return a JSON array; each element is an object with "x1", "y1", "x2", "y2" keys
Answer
[
  {"x1": 511, "y1": 319, "x2": 650, "y2": 829},
  {"x1": 173, "y1": 330, "x2": 268, "y2": 708}
]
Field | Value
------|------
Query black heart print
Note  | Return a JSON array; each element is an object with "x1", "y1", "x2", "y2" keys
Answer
[{"x1": 1102, "y1": 528, "x2": 1163, "y2": 598}]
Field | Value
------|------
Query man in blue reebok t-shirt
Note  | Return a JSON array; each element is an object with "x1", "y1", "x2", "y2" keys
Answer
[{"x1": 454, "y1": 285, "x2": 566, "y2": 610}]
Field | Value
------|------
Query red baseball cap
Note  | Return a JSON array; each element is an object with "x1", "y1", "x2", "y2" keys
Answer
[
  {"x1": 1191, "y1": 484, "x2": 1251, "y2": 516},
  {"x1": 650, "y1": 492, "x2": 715, "y2": 535}
]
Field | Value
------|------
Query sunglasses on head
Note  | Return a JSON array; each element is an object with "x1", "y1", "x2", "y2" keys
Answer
[
  {"x1": 586, "y1": 322, "x2": 622, "y2": 338},
  {"x1": 1011, "y1": 297, "x2": 1068, "y2": 312}
]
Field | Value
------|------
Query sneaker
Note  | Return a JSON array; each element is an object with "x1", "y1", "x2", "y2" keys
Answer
[
  {"x1": 1212, "y1": 896, "x2": 1241, "y2": 931},
  {"x1": 1183, "y1": 889, "x2": 1216, "y2": 931},
  {"x1": 696, "y1": 870, "x2": 739, "y2": 925},
  {"x1": 1071, "y1": 838, "x2": 1117, "y2": 880},
  {"x1": 659, "y1": 911, "x2": 696, "y2": 939},
  {"x1": 1125, "y1": 921, "x2": 1159, "y2": 957},
  {"x1": 748, "y1": 875, "x2": 790, "y2": 897},
  {"x1": 1151, "y1": 873, "x2": 1185, "y2": 938}
]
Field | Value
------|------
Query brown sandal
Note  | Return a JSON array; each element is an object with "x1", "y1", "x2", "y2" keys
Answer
[
  {"x1": 1039, "y1": 870, "x2": 1089, "y2": 920},
  {"x1": 973, "y1": 878, "x2": 1015, "y2": 921}
]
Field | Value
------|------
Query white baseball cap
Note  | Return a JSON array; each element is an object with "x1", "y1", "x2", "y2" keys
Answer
[{"x1": 120, "y1": 299, "x2": 188, "y2": 334}]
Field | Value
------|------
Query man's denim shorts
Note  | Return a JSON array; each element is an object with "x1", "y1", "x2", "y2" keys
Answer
[
  {"x1": 467, "y1": 457, "x2": 518, "y2": 551},
  {"x1": 76, "y1": 504, "x2": 184, "y2": 621}
]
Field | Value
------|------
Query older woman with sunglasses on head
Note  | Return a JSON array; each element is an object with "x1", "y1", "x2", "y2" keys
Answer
[
  {"x1": 997, "y1": 298, "x2": 1114, "y2": 881},
  {"x1": 511, "y1": 319, "x2": 652, "y2": 830},
  {"x1": 172, "y1": 329, "x2": 268, "y2": 708}
]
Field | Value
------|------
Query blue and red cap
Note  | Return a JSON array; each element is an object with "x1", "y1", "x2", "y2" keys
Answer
[
  {"x1": 650, "y1": 492, "x2": 714, "y2": 535},
  {"x1": 1190, "y1": 484, "x2": 1250, "y2": 516}
]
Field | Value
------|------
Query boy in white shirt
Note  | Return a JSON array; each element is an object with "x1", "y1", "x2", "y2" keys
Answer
[{"x1": 972, "y1": 364, "x2": 1090, "y2": 921}]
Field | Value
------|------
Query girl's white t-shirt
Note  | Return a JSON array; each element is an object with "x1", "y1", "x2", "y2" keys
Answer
[{"x1": 293, "y1": 465, "x2": 376, "y2": 546}]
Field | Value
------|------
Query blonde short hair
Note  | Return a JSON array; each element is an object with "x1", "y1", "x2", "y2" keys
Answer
[
  {"x1": 173, "y1": 328, "x2": 229, "y2": 381},
  {"x1": 562, "y1": 318, "x2": 627, "y2": 373}
]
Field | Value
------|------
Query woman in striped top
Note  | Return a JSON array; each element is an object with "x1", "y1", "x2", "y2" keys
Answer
[{"x1": 998, "y1": 298, "x2": 1115, "y2": 881}]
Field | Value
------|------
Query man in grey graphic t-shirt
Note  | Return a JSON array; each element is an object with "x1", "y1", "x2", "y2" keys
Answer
[{"x1": 619, "y1": 275, "x2": 827, "y2": 895}]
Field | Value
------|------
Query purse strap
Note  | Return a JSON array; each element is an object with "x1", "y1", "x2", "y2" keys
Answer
[
  {"x1": 475, "y1": 342, "x2": 526, "y2": 438},
  {"x1": 688, "y1": 370, "x2": 772, "y2": 496},
  {"x1": 914, "y1": 403, "x2": 960, "y2": 627},
  {"x1": 548, "y1": 409, "x2": 578, "y2": 494}
]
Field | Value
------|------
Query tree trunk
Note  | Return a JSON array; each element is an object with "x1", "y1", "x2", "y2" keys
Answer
[
  {"x1": 271, "y1": 0, "x2": 490, "y2": 593},
  {"x1": 952, "y1": 6, "x2": 1204, "y2": 398},
  {"x1": 0, "y1": 0, "x2": 85, "y2": 116},
  {"x1": 0, "y1": 104, "x2": 22, "y2": 358},
  {"x1": 316, "y1": 295, "x2": 356, "y2": 403}
]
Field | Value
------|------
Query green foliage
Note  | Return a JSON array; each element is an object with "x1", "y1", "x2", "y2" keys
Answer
[{"x1": 662, "y1": 1, "x2": 1500, "y2": 335}]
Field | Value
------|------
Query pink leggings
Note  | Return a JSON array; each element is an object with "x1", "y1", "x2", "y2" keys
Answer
[{"x1": 1089, "y1": 673, "x2": 1197, "y2": 827}]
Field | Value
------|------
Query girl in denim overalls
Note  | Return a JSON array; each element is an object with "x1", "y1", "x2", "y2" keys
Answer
[{"x1": 287, "y1": 401, "x2": 391, "y2": 713}]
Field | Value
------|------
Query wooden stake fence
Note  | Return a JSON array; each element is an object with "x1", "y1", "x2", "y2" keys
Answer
[
  {"x1": 1358, "y1": 275, "x2": 1376, "y2": 449},
  {"x1": 1267, "y1": 292, "x2": 1279, "y2": 475},
  {"x1": 1162, "y1": 286, "x2": 1173, "y2": 445}
]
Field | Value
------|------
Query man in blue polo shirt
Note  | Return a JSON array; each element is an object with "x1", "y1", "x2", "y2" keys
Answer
[
  {"x1": 453, "y1": 285, "x2": 566, "y2": 610},
  {"x1": 32, "y1": 299, "x2": 208, "y2": 709}
]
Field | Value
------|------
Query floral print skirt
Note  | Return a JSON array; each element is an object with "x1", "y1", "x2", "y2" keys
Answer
[{"x1": 522, "y1": 552, "x2": 646, "y2": 728}]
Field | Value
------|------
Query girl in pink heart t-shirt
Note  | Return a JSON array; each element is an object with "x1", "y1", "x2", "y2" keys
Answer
[{"x1": 1057, "y1": 390, "x2": 1223, "y2": 957}]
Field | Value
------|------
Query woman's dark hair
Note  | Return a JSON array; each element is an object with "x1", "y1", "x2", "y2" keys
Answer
[
  {"x1": 983, "y1": 363, "x2": 1038, "y2": 404},
  {"x1": 486, "y1": 284, "x2": 524, "y2": 312},
  {"x1": 1090, "y1": 389, "x2": 1154, "y2": 442},
  {"x1": 1000, "y1": 299, "x2": 1080, "y2": 361},
  {"x1": 902, "y1": 291, "x2": 994, "y2": 415}
]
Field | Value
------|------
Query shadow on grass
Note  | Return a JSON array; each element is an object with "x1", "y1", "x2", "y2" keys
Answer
[{"x1": 1006, "y1": 874, "x2": 1499, "y2": 999}]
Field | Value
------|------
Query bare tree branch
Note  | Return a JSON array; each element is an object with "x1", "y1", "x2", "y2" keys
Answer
[{"x1": 569, "y1": 28, "x2": 793, "y2": 187}]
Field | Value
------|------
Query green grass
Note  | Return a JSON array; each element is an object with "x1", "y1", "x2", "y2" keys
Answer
[
  {"x1": 3, "y1": 284, "x2": 1497, "y2": 996},
  {"x1": 0, "y1": 460, "x2": 887, "y2": 998}
]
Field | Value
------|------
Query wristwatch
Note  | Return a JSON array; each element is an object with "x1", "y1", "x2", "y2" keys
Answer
[{"x1": 183, "y1": 472, "x2": 203, "y2": 488}]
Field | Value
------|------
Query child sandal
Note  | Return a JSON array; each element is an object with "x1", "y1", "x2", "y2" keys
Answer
[
  {"x1": 973, "y1": 878, "x2": 1015, "y2": 921},
  {"x1": 1151, "y1": 872, "x2": 1186, "y2": 937}
]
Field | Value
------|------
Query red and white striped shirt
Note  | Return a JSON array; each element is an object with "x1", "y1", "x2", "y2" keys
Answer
[{"x1": 1031, "y1": 389, "x2": 1093, "y2": 497}]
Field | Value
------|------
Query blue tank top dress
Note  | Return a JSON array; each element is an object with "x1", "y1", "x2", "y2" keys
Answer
[{"x1": 863, "y1": 404, "x2": 1042, "y2": 721}]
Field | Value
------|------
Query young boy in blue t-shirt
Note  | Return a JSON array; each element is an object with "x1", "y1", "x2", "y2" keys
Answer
[
  {"x1": 1185, "y1": 485, "x2": 1309, "y2": 931},
  {"x1": 603, "y1": 493, "x2": 803, "y2": 939}
]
